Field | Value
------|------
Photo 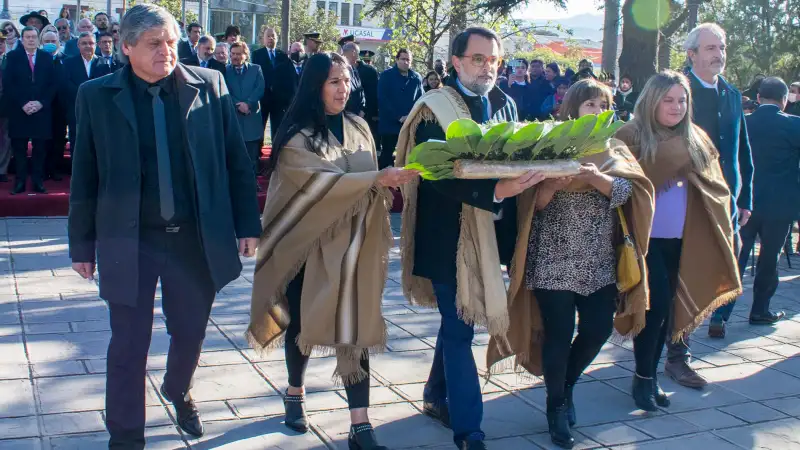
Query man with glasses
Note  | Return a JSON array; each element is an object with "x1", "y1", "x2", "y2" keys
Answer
[
  {"x1": 377, "y1": 48, "x2": 424, "y2": 168},
  {"x1": 54, "y1": 18, "x2": 72, "y2": 47},
  {"x1": 63, "y1": 18, "x2": 95, "y2": 57},
  {"x1": 91, "y1": 32, "x2": 121, "y2": 78},
  {"x1": 395, "y1": 27, "x2": 540, "y2": 450}
]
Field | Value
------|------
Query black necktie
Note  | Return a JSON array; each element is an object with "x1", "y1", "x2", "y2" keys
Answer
[{"x1": 147, "y1": 86, "x2": 175, "y2": 222}]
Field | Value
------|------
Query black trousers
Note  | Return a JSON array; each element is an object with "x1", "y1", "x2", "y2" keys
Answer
[
  {"x1": 634, "y1": 238, "x2": 682, "y2": 378},
  {"x1": 739, "y1": 212, "x2": 792, "y2": 316},
  {"x1": 284, "y1": 269, "x2": 370, "y2": 409},
  {"x1": 106, "y1": 226, "x2": 215, "y2": 448},
  {"x1": 269, "y1": 108, "x2": 285, "y2": 141},
  {"x1": 379, "y1": 134, "x2": 399, "y2": 169},
  {"x1": 535, "y1": 284, "x2": 617, "y2": 402},
  {"x1": 245, "y1": 140, "x2": 262, "y2": 180},
  {"x1": 48, "y1": 109, "x2": 68, "y2": 176},
  {"x1": 10, "y1": 138, "x2": 48, "y2": 186}
]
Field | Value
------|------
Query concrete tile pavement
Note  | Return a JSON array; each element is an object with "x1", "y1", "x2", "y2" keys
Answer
[{"x1": 0, "y1": 216, "x2": 798, "y2": 449}]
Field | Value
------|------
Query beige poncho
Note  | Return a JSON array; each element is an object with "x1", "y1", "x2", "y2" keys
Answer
[{"x1": 248, "y1": 115, "x2": 394, "y2": 385}]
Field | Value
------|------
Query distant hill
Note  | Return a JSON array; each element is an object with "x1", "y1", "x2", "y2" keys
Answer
[{"x1": 531, "y1": 13, "x2": 605, "y2": 42}]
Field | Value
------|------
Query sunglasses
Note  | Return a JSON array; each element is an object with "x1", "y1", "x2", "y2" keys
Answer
[
  {"x1": 56, "y1": 25, "x2": 69, "y2": 30},
  {"x1": 3, "y1": 28, "x2": 13, "y2": 33}
]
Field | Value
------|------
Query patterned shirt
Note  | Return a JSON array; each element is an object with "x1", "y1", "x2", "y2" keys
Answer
[{"x1": 525, "y1": 177, "x2": 633, "y2": 296}]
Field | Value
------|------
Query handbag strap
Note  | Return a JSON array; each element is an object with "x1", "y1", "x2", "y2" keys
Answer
[{"x1": 616, "y1": 206, "x2": 631, "y2": 239}]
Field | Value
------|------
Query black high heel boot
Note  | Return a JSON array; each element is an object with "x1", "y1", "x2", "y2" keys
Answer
[
  {"x1": 546, "y1": 398, "x2": 575, "y2": 449},
  {"x1": 283, "y1": 391, "x2": 309, "y2": 433},
  {"x1": 564, "y1": 383, "x2": 576, "y2": 427},
  {"x1": 631, "y1": 374, "x2": 658, "y2": 412},
  {"x1": 348, "y1": 423, "x2": 388, "y2": 450},
  {"x1": 653, "y1": 375, "x2": 670, "y2": 407}
]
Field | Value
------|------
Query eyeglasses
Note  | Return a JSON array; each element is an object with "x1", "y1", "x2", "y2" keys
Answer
[
  {"x1": 460, "y1": 54, "x2": 502, "y2": 68},
  {"x1": 56, "y1": 25, "x2": 69, "y2": 30}
]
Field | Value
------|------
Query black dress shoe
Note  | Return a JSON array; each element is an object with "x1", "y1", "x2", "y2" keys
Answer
[
  {"x1": 32, "y1": 184, "x2": 47, "y2": 194},
  {"x1": 631, "y1": 374, "x2": 658, "y2": 412},
  {"x1": 348, "y1": 423, "x2": 387, "y2": 450},
  {"x1": 653, "y1": 375, "x2": 670, "y2": 408},
  {"x1": 283, "y1": 391, "x2": 309, "y2": 433},
  {"x1": 750, "y1": 311, "x2": 785, "y2": 325},
  {"x1": 160, "y1": 385, "x2": 204, "y2": 437},
  {"x1": 564, "y1": 383, "x2": 576, "y2": 427},
  {"x1": 459, "y1": 439, "x2": 487, "y2": 450},
  {"x1": 422, "y1": 399, "x2": 451, "y2": 428},
  {"x1": 10, "y1": 183, "x2": 25, "y2": 195}
]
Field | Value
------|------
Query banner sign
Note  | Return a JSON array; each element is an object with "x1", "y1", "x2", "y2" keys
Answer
[{"x1": 338, "y1": 26, "x2": 393, "y2": 42}]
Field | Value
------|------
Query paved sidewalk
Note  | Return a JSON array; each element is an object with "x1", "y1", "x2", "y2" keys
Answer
[{"x1": 0, "y1": 216, "x2": 799, "y2": 450}]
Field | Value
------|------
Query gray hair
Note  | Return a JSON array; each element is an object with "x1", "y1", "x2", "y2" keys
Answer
[
  {"x1": 117, "y1": 4, "x2": 181, "y2": 64},
  {"x1": 198, "y1": 35, "x2": 215, "y2": 47},
  {"x1": 78, "y1": 31, "x2": 94, "y2": 41},
  {"x1": 54, "y1": 17, "x2": 69, "y2": 28},
  {"x1": 683, "y1": 23, "x2": 726, "y2": 52},
  {"x1": 216, "y1": 42, "x2": 230, "y2": 51},
  {"x1": 342, "y1": 42, "x2": 359, "y2": 54}
]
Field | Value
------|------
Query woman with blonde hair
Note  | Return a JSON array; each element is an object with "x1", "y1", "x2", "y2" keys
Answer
[
  {"x1": 488, "y1": 78, "x2": 654, "y2": 448},
  {"x1": 615, "y1": 70, "x2": 742, "y2": 412}
]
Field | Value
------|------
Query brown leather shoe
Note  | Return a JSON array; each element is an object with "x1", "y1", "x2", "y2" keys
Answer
[{"x1": 665, "y1": 360, "x2": 707, "y2": 389}]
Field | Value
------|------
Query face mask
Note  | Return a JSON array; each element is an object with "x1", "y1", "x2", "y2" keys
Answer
[
  {"x1": 42, "y1": 43, "x2": 57, "y2": 54},
  {"x1": 290, "y1": 51, "x2": 303, "y2": 63},
  {"x1": 789, "y1": 93, "x2": 798, "y2": 103}
]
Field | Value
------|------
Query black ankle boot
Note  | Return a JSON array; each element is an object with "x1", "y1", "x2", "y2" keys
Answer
[
  {"x1": 348, "y1": 423, "x2": 388, "y2": 450},
  {"x1": 564, "y1": 384, "x2": 576, "y2": 427},
  {"x1": 546, "y1": 398, "x2": 575, "y2": 449},
  {"x1": 631, "y1": 374, "x2": 658, "y2": 412},
  {"x1": 283, "y1": 391, "x2": 309, "y2": 433},
  {"x1": 653, "y1": 375, "x2": 670, "y2": 407}
]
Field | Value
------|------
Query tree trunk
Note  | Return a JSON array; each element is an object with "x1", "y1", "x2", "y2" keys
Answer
[
  {"x1": 618, "y1": 0, "x2": 659, "y2": 88},
  {"x1": 448, "y1": 0, "x2": 468, "y2": 57},
  {"x1": 602, "y1": 0, "x2": 621, "y2": 75},
  {"x1": 658, "y1": 37, "x2": 671, "y2": 70}
]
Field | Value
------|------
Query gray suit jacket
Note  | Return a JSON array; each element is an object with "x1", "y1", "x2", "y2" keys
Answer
[
  {"x1": 68, "y1": 63, "x2": 261, "y2": 306},
  {"x1": 224, "y1": 62, "x2": 265, "y2": 142}
]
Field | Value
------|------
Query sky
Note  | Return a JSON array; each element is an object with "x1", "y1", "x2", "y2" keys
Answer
[{"x1": 513, "y1": 0, "x2": 602, "y2": 20}]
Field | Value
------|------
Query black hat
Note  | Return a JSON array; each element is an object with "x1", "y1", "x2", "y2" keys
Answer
[
  {"x1": 20, "y1": 11, "x2": 50, "y2": 28},
  {"x1": 359, "y1": 50, "x2": 375, "y2": 59},
  {"x1": 338, "y1": 34, "x2": 356, "y2": 47},
  {"x1": 303, "y1": 32, "x2": 322, "y2": 43}
]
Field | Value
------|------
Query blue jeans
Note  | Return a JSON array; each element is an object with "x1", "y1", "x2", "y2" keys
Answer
[{"x1": 424, "y1": 283, "x2": 485, "y2": 444}]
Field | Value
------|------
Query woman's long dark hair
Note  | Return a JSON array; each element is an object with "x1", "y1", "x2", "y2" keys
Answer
[{"x1": 268, "y1": 52, "x2": 366, "y2": 171}]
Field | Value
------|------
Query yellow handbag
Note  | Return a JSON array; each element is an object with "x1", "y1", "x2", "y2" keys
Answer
[{"x1": 616, "y1": 206, "x2": 641, "y2": 293}]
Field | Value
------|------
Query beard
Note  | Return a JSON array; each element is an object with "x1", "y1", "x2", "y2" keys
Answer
[{"x1": 460, "y1": 71, "x2": 494, "y2": 96}]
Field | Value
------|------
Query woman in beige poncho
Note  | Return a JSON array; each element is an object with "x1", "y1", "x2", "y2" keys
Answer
[{"x1": 247, "y1": 53, "x2": 417, "y2": 449}]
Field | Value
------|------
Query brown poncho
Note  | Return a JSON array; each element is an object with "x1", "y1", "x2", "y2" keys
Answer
[
  {"x1": 614, "y1": 121, "x2": 742, "y2": 341},
  {"x1": 247, "y1": 115, "x2": 394, "y2": 385},
  {"x1": 487, "y1": 141, "x2": 655, "y2": 376},
  {"x1": 396, "y1": 86, "x2": 511, "y2": 335}
]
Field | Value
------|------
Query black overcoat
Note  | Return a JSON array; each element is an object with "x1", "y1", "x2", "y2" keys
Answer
[
  {"x1": 68, "y1": 63, "x2": 262, "y2": 306},
  {"x1": 2, "y1": 48, "x2": 59, "y2": 140}
]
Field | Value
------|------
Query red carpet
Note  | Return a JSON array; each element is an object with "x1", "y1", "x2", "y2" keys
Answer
[{"x1": 0, "y1": 146, "x2": 403, "y2": 217}]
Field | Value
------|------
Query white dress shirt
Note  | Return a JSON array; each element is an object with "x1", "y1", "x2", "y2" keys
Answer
[{"x1": 83, "y1": 56, "x2": 93, "y2": 77}]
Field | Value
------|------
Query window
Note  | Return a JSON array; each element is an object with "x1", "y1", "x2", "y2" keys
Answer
[
  {"x1": 316, "y1": 1, "x2": 326, "y2": 13},
  {"x1": 340, "y1": 2, "x2": 350, "y2": 26},
  {"x1": 328, "y1": 1, "x2": 338, "y2": 19},
  {"x1": 232, "y1": 12, "x2": 254, "y2": 44},
  {"x1": 210, "y1": 10, "x2": 233, "y2": 38},
  {"x1": 353, "y1": 3, "x2": 362, "y2": 26}
]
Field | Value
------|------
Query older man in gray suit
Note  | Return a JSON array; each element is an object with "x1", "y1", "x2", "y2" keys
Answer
[{"x1": 225, "y1": 40, "x2": 264, "y2": 188}]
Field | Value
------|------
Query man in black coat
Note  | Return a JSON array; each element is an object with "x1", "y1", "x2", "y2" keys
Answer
[
  {"x1": 250, "y1": 26, "x2": 287, "y2": 140},
  {"x1": 91, "y1": 32, "x2": 122, "y2": 78},
  {"x1": 613, "y1": 74, "x2": 638, "y2": 122},
  {"x1": 180, "y1": 35, "x2": 225, "y2": 73},
  {"x1": 732, "y1": 78, "x2": 796, "y2": 325},
  {"x1": 178, "y1": 22, "x2": 202, "y2": 60},
  {"x1": 2, "y1": 26, "x2": 58, "y2": 194},
  {"x1": 68, "y1": 6, "x2": 261, "y2": 449},
  {"x1": 411, "y1": 28, "x2": 543, "y2": 450},
  {"x1": 271, "y1": 41, "x2": 305, "y2": 133},
  {"x1": 357, "y1": 50, "x2": 380, "y2": 155},
  {"x1": 62, "y1": 32, "x2": 96, "y2": 156},
  {"x1": 342, "y1": 42, "x2": 365, "y2": 117}
]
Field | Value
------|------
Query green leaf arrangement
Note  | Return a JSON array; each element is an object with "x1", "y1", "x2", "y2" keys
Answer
[{"x1": 405, "y1": 110, "x2": 624, "y2": 180}]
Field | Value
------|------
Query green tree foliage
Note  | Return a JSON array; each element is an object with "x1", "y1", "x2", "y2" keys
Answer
[
  {"x1": 700, "y1": 0, "x2": 800, "y2": 88},
  {"x1": 512, "y1": 47, "x2": 582, "y2": 71},
  {"x1": 127, "y1": 0, "x2": 198, "y2": 25},
  {"x1": 365, "y1": 0, "x2": 566, "y2": 70},
  {"x1": 260, "y1": 0, "x2": 340, "y2": 52}
]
